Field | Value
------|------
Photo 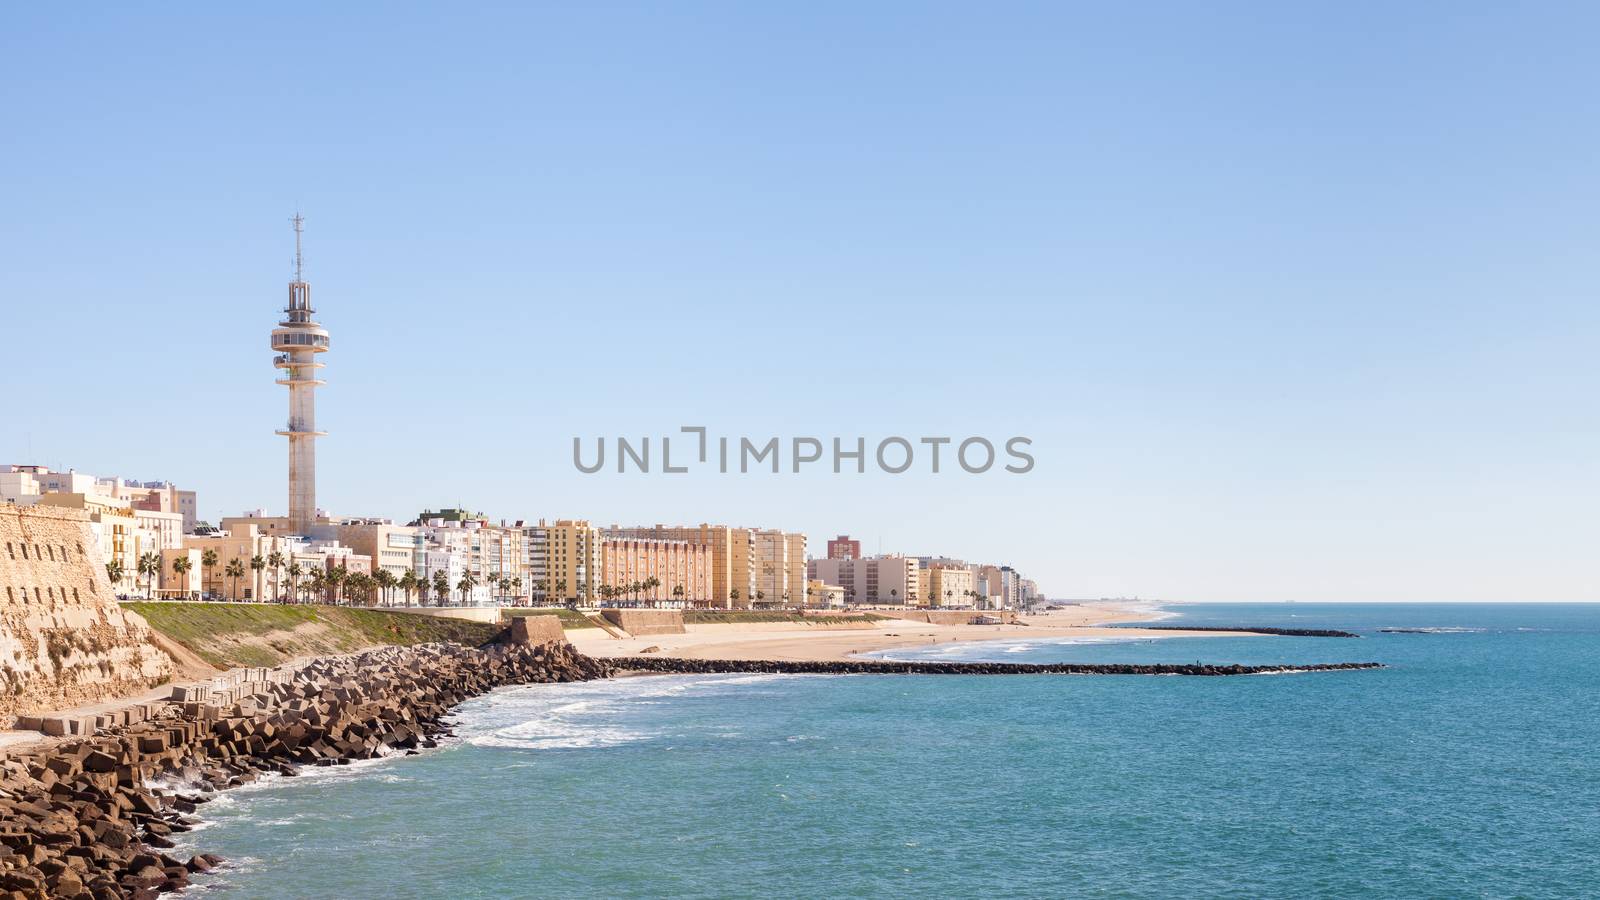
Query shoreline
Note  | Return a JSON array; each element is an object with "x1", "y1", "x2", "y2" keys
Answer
[
  {"x1": 567, "y1": 602, "x2": 1238, "y2": 663},
  {"x1": 0, "y1": 640, "x2": 611, "y2": 897}
]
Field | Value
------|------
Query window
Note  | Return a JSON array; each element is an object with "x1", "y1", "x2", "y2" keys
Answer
[
  {"x1": 72, "y1": 588, "x2": 79, "y2": 602},
  {"x1": 33, "y1": 588, "x2": 40, "y2": 602},
  {"x1": 4, "y1": 587, "x2": 10, "y2": 601},
  {"x1": 5, "y1": 542, "x2": 11, "y2": 559},
  {"x1": 46, "y1": 545, "x2": 55, "y2": 561},
  {"x1": 19, "y1": 544, "x2": 27, "y2": 560}
]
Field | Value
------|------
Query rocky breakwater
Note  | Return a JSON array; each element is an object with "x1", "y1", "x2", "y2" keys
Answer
[
  {"x1": 1126, "y1": 625, "x2": 1363, "y2": 638},
  {"x1": 613, "y1": 657, "x2": 1385, "y2": 676},
  {"x1": 0, "y1": 640, "x2": 612, "y2": 898}
]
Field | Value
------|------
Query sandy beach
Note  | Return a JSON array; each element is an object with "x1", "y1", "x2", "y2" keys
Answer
[{"x1": 568, "y1": 603, "x2": 1242, "y2": 662}]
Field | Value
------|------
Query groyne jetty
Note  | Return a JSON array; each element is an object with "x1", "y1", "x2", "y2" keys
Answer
[
  {"x1": 1123, "y1": 626, "x2": 1363, "y2": 638},
  {"x1": 612, "y1": 657, "x2": 1385, "y2": 676},
  {"x1": 0, "y1": 640, "x2": 610, "y2": 899}
]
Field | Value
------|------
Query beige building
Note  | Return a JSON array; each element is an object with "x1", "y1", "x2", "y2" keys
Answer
[
  {"x1": 1, "y1": 466, "x2": 198, "y2": 533},
  {"x1": 923, "y1": 564, "x2": 976, "y2": 608},
  {"x1": 751, "y1": 529, "x2": 808, "y2": 607},
  {"x1": 544, "y1": 519, "x2": 603, "y2": 604},
  {"x1": 807, "y1": 579, "x2": 845, "y2": 608},
  {"x1": 158, "y1": 547, "x2": 203, "y2": 599},
  {"x1": 607, "y1": 524, "x2": 805, "y2": 608},
  {"x1": 807, "y1": 555, "x2": 920, "y2": 607},
  {"x1": 183, "y1": 525, "x2": 303, "y2": 602},
  {"x1": 600, "y1": 536, "x2": 712, "y2": 607},
  {"x1": 220, "y1": 511, "x2": 328, "y2": 539},
  {"x1": 335, "y1": 520, "x2": 420, "y2": 582}
]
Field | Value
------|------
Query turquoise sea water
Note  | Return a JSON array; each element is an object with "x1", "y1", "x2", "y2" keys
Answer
[{"x1": 175, "y1": 603, "x2": 1600, "y2": 898}]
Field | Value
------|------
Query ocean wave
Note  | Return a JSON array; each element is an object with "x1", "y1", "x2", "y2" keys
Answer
[{"x1": 461, "y1": 673, "x2": 807, "y2": 752}]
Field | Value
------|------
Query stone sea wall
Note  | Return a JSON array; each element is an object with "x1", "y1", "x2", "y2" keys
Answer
[
  {"x1": 0, "y1": 640, "x2": 611, "y2": 898},
  {"x1": 509, "y1": 614, "x2": 565, "y2": 644},
  {"x1": 601, "y1": 609, "x2": 686, "y2": 636},
  {"x1": 0, "y1": 506, "x2": 172, "y2": 723}
]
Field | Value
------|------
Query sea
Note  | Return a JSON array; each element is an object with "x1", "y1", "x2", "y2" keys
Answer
[{"x1": 172, "y1": 603, "x2": 1600, "y2": 898}]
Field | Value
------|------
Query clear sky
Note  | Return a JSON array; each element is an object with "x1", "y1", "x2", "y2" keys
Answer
[{"x1": 4, "y1": 3, "x2": 1596, "y2": 601}]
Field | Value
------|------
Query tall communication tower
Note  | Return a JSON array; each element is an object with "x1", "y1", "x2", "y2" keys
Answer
[{"x1": 271, "y1": 214, "x2": 329, "y2": 534}]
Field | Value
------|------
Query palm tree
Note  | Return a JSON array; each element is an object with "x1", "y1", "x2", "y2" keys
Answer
[
  {"x1": 890, "y1": 588, "x2": 899, "y2": 606},
  {"x1": 267, "y1": 550, "x2": 286, "y2": 602},
  {"x1": 287, "y1": 563, "x2": 304, "y2": 603},
  {"x1": 457, "y1": 572, "x2": 478, "y2": 605},
  {"x1": 224, "y1": 558, "x2": 246, "y2": 601},
  {"x1": 171, "y1": 555, "x2": 193, "y2": 599},
  {"x1": 138, "y1": 552, "x2": 162, "y2": 600},
  {"x1": 201, "y1": 549, "x2": 219, "y2": 599},
  {"x1": 249, "y1": 555, "x2": 266, "y2": 602},
  {"x1": 729, "y1": 587, "x2": 741, "y2": 604},
  {"x1": 351, "y1": 572, "x2": 376, "y2": 606},
  {"x1": 754, "y1": 590, "x2": 766, "y2": 607},
  {"x1": 533, "y1": 579, "x2": 548, "y2": 604},
  {"x1": 644, "y1": 576, "x2": 661, "y2": 605},
  {"x1": 375, "y1": 569, "x2": 397, "y2": 606},
  {"x1": 105, "y1": 559, "x2": 126, "y2": 592},
  {"x1": 672, "y1": 584, "x2": 685, "y2": 606},
  {"x1": 432, "y1": 570, "x2": 451, "y2": 606},
  {"x1": 555, "y1": 578, "x2": 568, "y2": 606},
  {"x1": 399, "y1": 569, "x2": 418, "y2": 606},
  {"x1": 307, "y1": 568, "x2": 327, "y2": 604},
  {"x1": 945, "y1": 589, "x2": 954, "y2": 607},
  {"x1": 510, "y1": 576, "x2": 522, "y2": 602},
  {"x1": 327, "y1": 565, "x2": 348, "y2": 605}
]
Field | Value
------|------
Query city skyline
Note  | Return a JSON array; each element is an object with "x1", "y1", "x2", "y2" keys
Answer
[{"x1": 4, "y1": 5, "x2": 1597, "y2": 602}]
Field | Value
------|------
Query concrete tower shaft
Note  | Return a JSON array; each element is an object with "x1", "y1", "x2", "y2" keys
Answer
[{"x1": 271, "y1": 214, "x2": 328, "y2": 535}]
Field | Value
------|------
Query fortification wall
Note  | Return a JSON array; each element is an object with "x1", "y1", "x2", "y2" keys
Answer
[
  {"x1": 601, "y1": 609, "x2": 686, "y2": 636},
  {"x1": 0, "y1": 505, "x2": 172, "y2": 722},
  {"x1": 509, "y1": 615, "x2": 566, "y2": 644}
]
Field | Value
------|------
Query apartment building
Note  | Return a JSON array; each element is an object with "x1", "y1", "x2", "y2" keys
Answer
[
  {"x1": 0, "y1": 466, "x2": 192, "y2": 529},
  {"x1": 182, "y1": 524, "x2": 304, "y2": 601},
  {"x1": 600, "y1": 535, "x2": 712, "y2": 606},
  {"x1": 335, "y1": 519, "x2": 421, "y2": 582},
  {"x1": 922, "y1": 564, "x2": 976, "y2": 608},
  {"x1": 544, "y1": 519, "x2": 602, "y2": 604},
  {"x1": 807, "y1": 555, "x2": 920, "y2": 607}
]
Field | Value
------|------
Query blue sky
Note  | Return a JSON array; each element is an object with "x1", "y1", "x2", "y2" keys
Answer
[{"x1": 4, "y1": 3, "x2": 1596, "y2": 601}]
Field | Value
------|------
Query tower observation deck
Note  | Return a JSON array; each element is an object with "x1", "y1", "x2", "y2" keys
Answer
[{"x1": 271, "y1": 214, "x2": 328, "y2": 535}]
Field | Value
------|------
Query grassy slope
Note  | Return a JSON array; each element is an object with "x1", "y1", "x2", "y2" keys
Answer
[{"x1": 122, "y1": 603, "x2": 500, "y2": 669}]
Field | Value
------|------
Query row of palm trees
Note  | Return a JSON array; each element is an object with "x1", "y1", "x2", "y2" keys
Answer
[
  {"x1": 108, "y1": 550, "x2": 540, "y2": 607},
  {"x1": 838, "y1": 587, "x2": 989, "y2": 608},
  {"x1": 110, "y1": 552, "x2": 846, "y2": 609}
]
